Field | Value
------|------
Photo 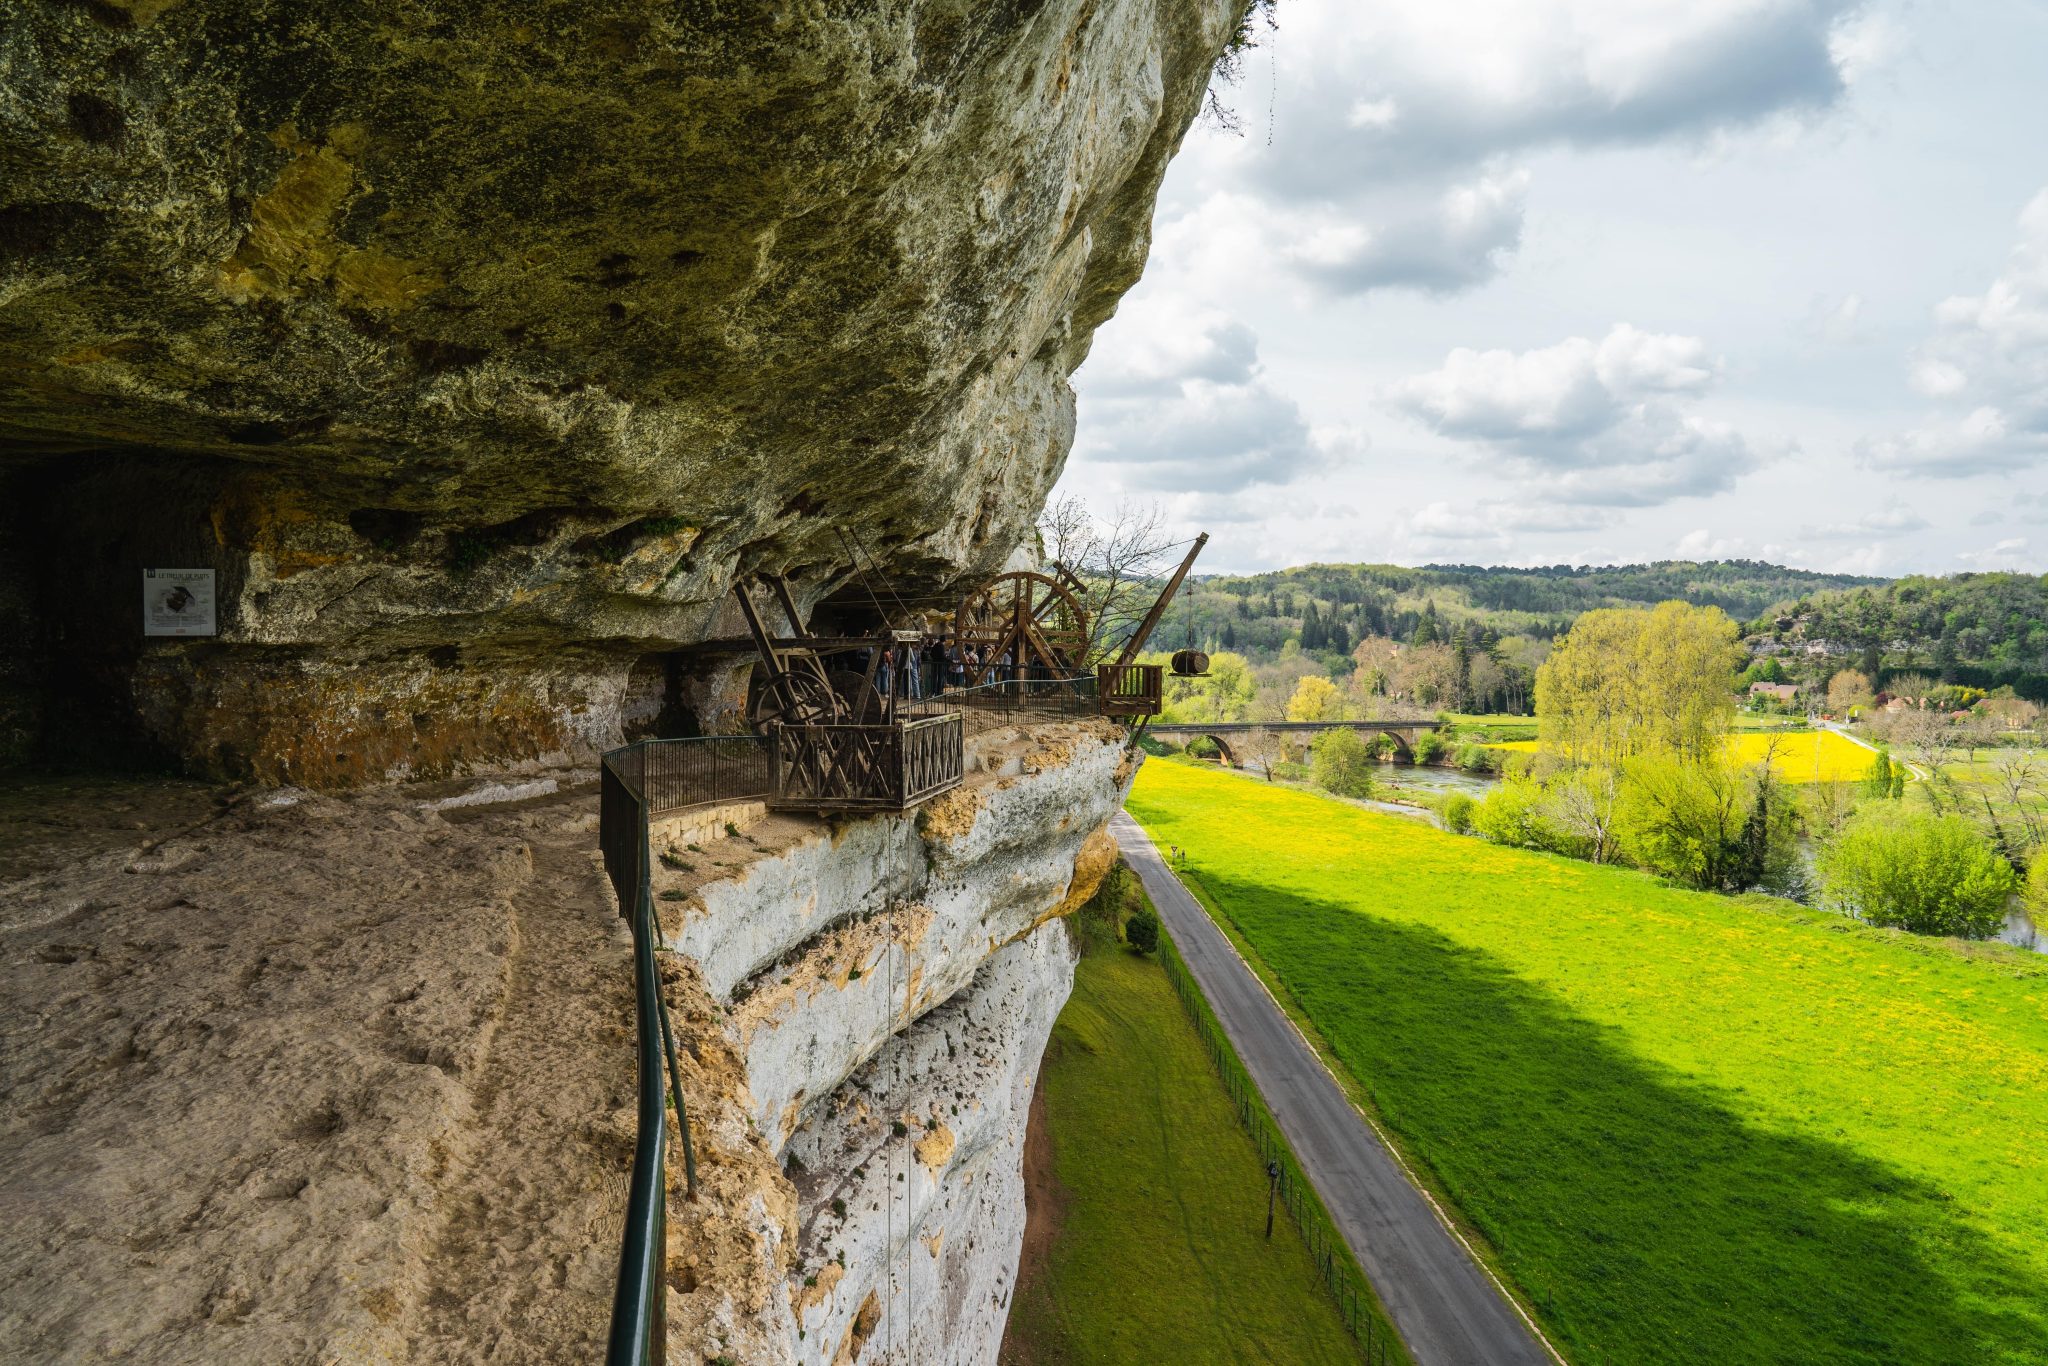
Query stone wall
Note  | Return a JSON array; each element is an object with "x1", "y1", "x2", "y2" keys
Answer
[{"x1": 0, "y1": 1, "x2": 1244, "y2": 781}]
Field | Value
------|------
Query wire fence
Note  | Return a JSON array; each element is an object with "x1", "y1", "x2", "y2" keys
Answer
[{"x1": 1157, "y1": 923, "x2": 1413, "y2": 1366}]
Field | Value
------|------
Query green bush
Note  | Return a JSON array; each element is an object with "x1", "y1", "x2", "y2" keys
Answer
[
  {"x1": 1616, "y1": 756, "x2": 1798, "y2": 893},
  {"x1": 1455, "y1": 742, "x2": 1499, "y2": 774},
  {"x1": 2025, "y1": 854, "x2": 2048, "y2": 920},
  {"x1": 1412, "y1": 729, "x2": 1448, "y2": 765},
  {"x1": 1816, "y1": 806, "x2": 2016, "y2": 937},
  {"x1": 1442, "y1": 792, "x2": 1477, "y2": 835},
  {"x1": 1471, "y1": 775, "x2": 1564, "y2": 852},
  {"x1": 1124, "y1": 905, "x2": 1161, "y2": 954},
  {"x1": 1311, "y1": 728, "x2": 1375, "y2": 799},
  {"x1": 1861, "y1": 746, "x2": 1906, "y2": 800}
]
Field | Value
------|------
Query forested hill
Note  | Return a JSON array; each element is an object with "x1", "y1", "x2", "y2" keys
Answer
[
  {"x1": 1181, "y1": 560, "x2": 1883, "y2": 661},
  {"x1": 1754, "y1": 572, "x2": 2048, "y2": 678}
]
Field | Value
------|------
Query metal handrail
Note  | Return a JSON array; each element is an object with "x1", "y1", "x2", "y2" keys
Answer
[{"x1": 600, "y1": 745, "x2": 709, "y2": 1365}]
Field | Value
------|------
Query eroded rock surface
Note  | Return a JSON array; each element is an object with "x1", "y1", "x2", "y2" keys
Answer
[
  {"x1": 0, "y1": 720, "x2": 1133, "y2": 1365},
  {"x1": 657, "y1": 720, "x2": 1130, "y2": 1364},
  {"x1": 0, "y1": 0, "x2": 1242, "y2": 781}
]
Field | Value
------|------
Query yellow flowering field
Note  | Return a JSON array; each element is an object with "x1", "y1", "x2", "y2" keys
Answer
[
  {"x1": 1484, "y1": 729, "x2": 1877, "y2": 783},
  {"x1": 1128, "y1": 760, "x2": 2048, "y2": 1365}
]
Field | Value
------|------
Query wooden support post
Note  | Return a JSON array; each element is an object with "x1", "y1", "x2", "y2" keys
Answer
[{"x1": 1115, "y1": 532, "x2": 1208, "y2": 669}]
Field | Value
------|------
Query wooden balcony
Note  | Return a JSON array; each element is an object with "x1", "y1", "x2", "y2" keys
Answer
[
  {"x1": 1097, "y1": 662, "x2": 1164, "y2": 717},
  {"x1": 769, "y1": 712, "x2": 965, "y2": 812}
]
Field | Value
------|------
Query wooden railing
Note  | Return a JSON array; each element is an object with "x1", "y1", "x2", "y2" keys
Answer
[
  {"x1": 1097, "y1": 662, "x2": 1164, "y2": 717},
  {"x1": 771, "y1": 712, "x2": 965, "y2": 812}
]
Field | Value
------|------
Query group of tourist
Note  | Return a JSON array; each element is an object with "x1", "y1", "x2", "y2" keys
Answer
[{"x1": 870, "y1": 635, "x2": 1018, "y2": 700}]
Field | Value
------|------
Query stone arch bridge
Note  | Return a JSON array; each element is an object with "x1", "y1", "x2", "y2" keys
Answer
[{"x1": 1148, "y1": 719, "x2": 1442, "y2": 767}]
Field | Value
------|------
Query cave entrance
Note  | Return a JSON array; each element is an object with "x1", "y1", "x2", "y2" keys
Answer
[{"x1": 621, "y1": 652, "x2": 699, "y2": 741}]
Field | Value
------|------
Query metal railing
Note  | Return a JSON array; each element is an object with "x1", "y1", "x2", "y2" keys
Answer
[
  {"x1": 899, "y1": 668, "x2": 1102, "y2": 724},
  {"x1": 598, "y1": 748, "x2": 705, "y2": 1365},
  {"x1": 607, "y1": 733, "x2": 774, "y2": 818}
]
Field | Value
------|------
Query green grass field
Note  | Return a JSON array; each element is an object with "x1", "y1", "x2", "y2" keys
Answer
[
  {"x1": 1127, "y1": 761, "x2": 2048, "y2": 1366},
  {"x1": 1002, "y1": 912, "x2": 1364, "y2": 1365}
]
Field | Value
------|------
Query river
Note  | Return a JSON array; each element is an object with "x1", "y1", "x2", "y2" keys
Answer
[{"x1": 1364, "y1": 762, "x2": 2048, "y2": 956}]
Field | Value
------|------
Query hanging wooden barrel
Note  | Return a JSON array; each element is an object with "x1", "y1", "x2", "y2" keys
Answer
[{"x1": 1170, "y1": 649, "x2": 1210, "y2": 678}]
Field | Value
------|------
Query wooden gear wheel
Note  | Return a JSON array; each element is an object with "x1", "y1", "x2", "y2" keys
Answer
[
  {"x1": 747, "y1": 669, "x2": 841, "y2": 728},
  {"x1": 951, "y1": 571, "x2": 1091, "y2": 685}
]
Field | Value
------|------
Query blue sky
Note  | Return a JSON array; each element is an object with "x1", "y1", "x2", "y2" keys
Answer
[{"x1": 1055, "y1": 0, "x2": 2048, "y2": 576}]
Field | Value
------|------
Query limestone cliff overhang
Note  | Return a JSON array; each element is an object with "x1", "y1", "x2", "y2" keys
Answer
[{"x1": 0, "y1": 1, "x2": 1247, "y2": 783}]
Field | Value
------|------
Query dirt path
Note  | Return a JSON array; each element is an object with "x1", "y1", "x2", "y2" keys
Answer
[
  {"x1": 405, "y1": 799, "x2": 636, "y2": 1361},
  {"x1": 0, "y1": 771, "x2": 636, "y2": 1364}
]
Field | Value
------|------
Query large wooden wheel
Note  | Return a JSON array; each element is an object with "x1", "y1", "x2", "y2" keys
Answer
[
  {"x1": 952, "y1": 571, "x2": 1090, "y2": 685},
  {"x1": 747, "y1": 669, "x2": 841, "y2": 729}
]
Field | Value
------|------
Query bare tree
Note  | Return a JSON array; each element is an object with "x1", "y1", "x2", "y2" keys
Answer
[
  {"x1": 1988, "y1": 750, "x2": 2048, "y2": 854},
  {"x1": 1038, "y1": 495, "x2": 1180, "y2": 663},
  {"x1": 1544, "y1": 765, "x2": 1623, "y2": 864},
  {"x1": 1960, "y1": 710, "x2": 2003, "y2": 763},
  {"x1": 1886, "y1": 707, "x2": 1960, "y2": 813},
  {"x1": 1236, "y1": 725, "x2": 1288, "y2": 782}
]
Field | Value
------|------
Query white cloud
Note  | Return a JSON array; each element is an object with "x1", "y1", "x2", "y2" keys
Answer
[
  {"x1": 1803, "y1": 292, "x2": 1870, "y2": 345},
  {"x1": 1228, "y1": 0, "x2": 1868, "y2": 194},
  {"x1": 1405, "y1": 499, "x2": 1615, "y2": 549},
  {"x1": 1073, "y1": 299, "x2": 1351, "y2": 494},
  {"x1": 1171, "y1": 0, "x2": 1875, "y2": 300},
  {"x1": 1389, "y1": 325, "x2": 1721, "y2": 444},
  {"x1": 1385, "y1": 324, "x2": 1755, "y2": 504},
  {"x1": 1284, "y1": 168, "x2": 1530, "y2": 295},
  {"x1": 1826, "y1": 544, "x2": 1887, "y2": 575},
  {"x1": 1957, "y1": 537, "x2": 2031, "y2": 569},
  {"x1": 1800, "y1": 504, "x2": 1932, "y2": 539},
  {"x1": 1865, "y1": 186, "x2": 2048, "y2": 476}
]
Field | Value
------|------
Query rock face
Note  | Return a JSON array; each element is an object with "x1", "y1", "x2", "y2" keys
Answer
[
  {"x1": 0, "y1": 719, "x2": 1133, "y2": 1365},
  {"x1": 655, "y1": 719, "x2": 1131, "y2": 1365},
  {"x1": 0, "y1": 0, "x2": 1243, "y2": 781}
]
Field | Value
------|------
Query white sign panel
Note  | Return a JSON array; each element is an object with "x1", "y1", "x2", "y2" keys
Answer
[{"x1": 143, "y1": 568, "x2": 216, "y2": 637}]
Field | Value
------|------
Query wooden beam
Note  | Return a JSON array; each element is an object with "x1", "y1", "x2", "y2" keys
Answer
[{"x1": 1115, "y1": 532, "x2": 1208, "y2": 668}]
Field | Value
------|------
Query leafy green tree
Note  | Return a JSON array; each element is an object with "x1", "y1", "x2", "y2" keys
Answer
[
  {"x1": 1286, "y1": 675, "x2": 1343, "y2": 721},
  {"x1": 1442, "y1": 793, "x2": 1476, "y2": 834},
  {"x1": 1817, "y1": 807, "x2": 2016, "y2": 937},
  {"x1": 1412, "y1": 602, "x2": 1440, "y2": 646},
  {"x1": 1160, "y1": 650, "x2": 1255, "y2": 723},
  {"x1": 1537, "y1": 601, "x2": 1744, "y2": 769},
  {"x1": 1735, "y1": 757, "x2": 1803, "y2": 894},
  {"x1": 1861, "y1": 746, "x2": 1905, "y2": 800},
  {"x1": 1614, "y1": 754, "x2": 1753, "y2": 891},
  {"x1": 1411, "y1": 728, "x2": 1448, "y2": 764},
  {"x1": 1311, "y1": 728, "x2": 1375, "y2": 798},
  {"x1": 2024, "y1": 855, "x2": 2048, "y2": 923},
  {"x1": 1470, "y1": 770, "x2": 1585, "y2": 858},
  {"x1": 1124, "y1": 905, "x2": 1161, "y2": 954}
]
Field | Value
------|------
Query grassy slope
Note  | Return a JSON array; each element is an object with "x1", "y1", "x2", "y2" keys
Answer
[
  {"x1": 1002, "y1": 918, "x2": 1363, "y2": 1365},
  {"x1": 1127, "y1": 761, "x2": 2048, "y2": 1366}
]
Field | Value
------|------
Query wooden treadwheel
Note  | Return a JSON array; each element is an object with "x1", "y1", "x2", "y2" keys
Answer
[{"x1": 951, "y1": 571, "x2": 1090, "y2": 686}]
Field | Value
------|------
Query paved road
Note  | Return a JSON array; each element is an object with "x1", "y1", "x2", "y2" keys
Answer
[{"x1": 1111, "y1": 813, "x2": 1558, "y2": 1366}]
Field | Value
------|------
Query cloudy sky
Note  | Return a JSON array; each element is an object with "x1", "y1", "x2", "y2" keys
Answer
[{"x1": 1054, "y1": 0, "x2": 2048, "y2": 577}]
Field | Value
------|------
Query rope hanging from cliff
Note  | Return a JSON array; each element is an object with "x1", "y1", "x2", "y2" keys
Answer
[{"x1": 835, "y1": 526, "x2": 917, "y2": 631}]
